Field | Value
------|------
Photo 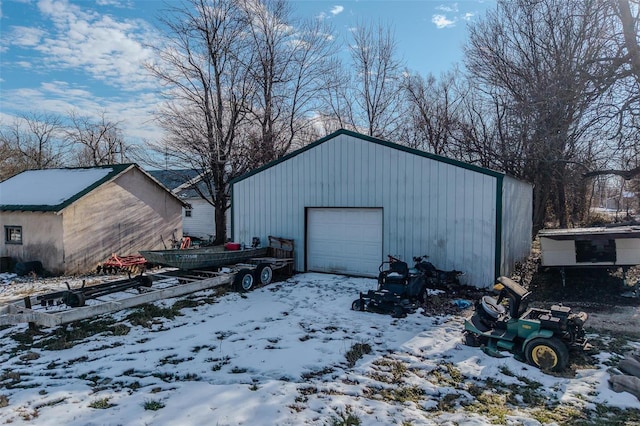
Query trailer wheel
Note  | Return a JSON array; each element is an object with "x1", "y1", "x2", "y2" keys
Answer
[
  {"x1": 254, "y1": 264, "x2": 273, "y2": 286},
  {"x1": 524, "y1": 337, "x2": 569, "y2": 372},
  {"x1": 234, "y1": 269, "x2": 255, "y2": 292},
  {"x1": 63, "y1": 290, "x2": 86, "y2": 308}
]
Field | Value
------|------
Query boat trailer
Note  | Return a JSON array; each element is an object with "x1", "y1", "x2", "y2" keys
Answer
[{"x1": 0, "y1": 238, "x2": 294, "y2": 327}]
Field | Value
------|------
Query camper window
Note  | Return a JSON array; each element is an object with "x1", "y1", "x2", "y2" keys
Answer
[{"x1": 575, "y1": 239, "x2": 616, "y2": 263}]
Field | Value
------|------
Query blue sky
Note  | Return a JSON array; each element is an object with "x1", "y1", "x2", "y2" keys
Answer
[{"x1": 0, "y1": 0, "x2": 492, "y2": 144}]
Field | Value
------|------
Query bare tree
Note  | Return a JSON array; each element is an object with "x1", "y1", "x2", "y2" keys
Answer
[
  {"x1": 400, "y1": 70, "x2": 463, "y2": 156},
  {"x1": 0, "y1": 112, "x2": 68, "y2": 180},
  {"x1": 147, "y1": 0, "x2": 253, "y2": 244},
  {"x1": 66, "y1": 111, "x2": 130, "y2": 166},
  {"x1": 238, "y1": 0, "x2": 335, "y2": 168},
  {"x1": 319, "y1": 20, "x2": 404, "y2": 139},
  {"x1": 465, "y1": 0, "x2": 614, "y2": 232}
]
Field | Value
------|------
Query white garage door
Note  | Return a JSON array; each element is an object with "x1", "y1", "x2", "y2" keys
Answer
[{"x1": 306, "y1": 208, "x2": 383, "y2": 277}]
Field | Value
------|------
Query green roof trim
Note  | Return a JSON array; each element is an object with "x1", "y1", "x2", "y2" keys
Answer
[
  {"x1": 231, "y1": 129, "x2": 505, "y2": 186},
  {"x1": 0, "y1": 164, "x2": 135, "y2": 212}
]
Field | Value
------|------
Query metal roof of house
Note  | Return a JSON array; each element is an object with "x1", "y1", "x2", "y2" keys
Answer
[
  {"x1": 147, "y1": 169, "x2": 211, "y2": 199},
  {"x1": 231, "y1": 128, "x2": 506, "y2": 185},
  {"x1": 0, "y1": 164, "x2": 183, "y2": 212}
]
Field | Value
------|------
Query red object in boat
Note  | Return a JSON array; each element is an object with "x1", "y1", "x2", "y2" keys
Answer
[{"x1": 225, "y1": 242, "x2": 241, "y2": 251}]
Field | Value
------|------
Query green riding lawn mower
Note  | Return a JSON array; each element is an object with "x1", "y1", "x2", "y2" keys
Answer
[{"x1": 463, "y1": 276, "x2": 590, "y2": 372}]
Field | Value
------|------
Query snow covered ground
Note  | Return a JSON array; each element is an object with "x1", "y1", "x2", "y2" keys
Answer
[{"x1": 0, "y1": 272, "x2": 638, "y2": 425}]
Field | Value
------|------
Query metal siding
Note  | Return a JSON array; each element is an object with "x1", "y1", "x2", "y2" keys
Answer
[
  {"x1": 232, "y1": 134, "x2": 503, "y2": 285},
  {"x1": 500, "y1": 175, "x2": 533, "y2": 275}
]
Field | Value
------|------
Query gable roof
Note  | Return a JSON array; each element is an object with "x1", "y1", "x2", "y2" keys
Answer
[
  {"x1": 0, "y1": 164, "x2": 183, "y2": 213},
  {"x1": 148, "y1": 169, "x2": 212, "y2": 199},
  {"x1": 231, "y1": 129, "x2": 505, "y2": 185}
]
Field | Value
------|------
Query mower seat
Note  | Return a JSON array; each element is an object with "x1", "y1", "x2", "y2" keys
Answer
[
  {"x1": 380, "y1": 261, "x2": 409, "y2": 284},
  {"x1": 480, "y1": 296, "x2": 506, "y2": 319}
]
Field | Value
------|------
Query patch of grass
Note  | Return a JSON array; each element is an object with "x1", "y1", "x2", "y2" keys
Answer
[
  {"x1": 126, "y1": 304, "x2": 181, "y2": 328},
  {"x1": 89, "y1": 342, "x2": 124, "y2": 352},
  {"x1": 30, "y1": 319, "x2": 127, "y2": 351},
  {"x1": 329, "y1": 405, "x2": 361, "y2": 426},
  {"x1": 192, "y1": 344, "x2": 215, "y2": 353},
  {"x1": 301, "y1": 367, "x2": 335, "y2": 380},
  {"x1": 0, "y1": 394, "x2": 8, "y2": 408},
  {"x1": 436, "y1": 393, "x2": 460, "y2": 411},
  {"x1": 345, "y1": 342, "x2": 371, "y2": 368},
  {"x1": 465, "y1": 391, "x2": 509, "y2": 424},
  {"x1": 88, "y1": 397, "x2": 115, "y2": 409},
  {"x1": 427, "y1": 364, "x2": 464, "y2": 388},
  {"x1": 172, "y1": 298, "x2": 200, "y2": 311},
  {"x1": 18, "y1": 352, "x2": 40, "y2": 362},
  {"x1": 159, "y1": 355, "x2": 194, "y2": 366},
  {"x1": 208, "y1": 356, "x2": 231, "y2": 371},
  {"x1": 230, "y1": 367, "x2": 247, "y2": 374},
  {"x1": 143, "y1": 399, "x2": 165, "y2": 411},
  {"x1": 370, "y1": 358, "x2": 408, "y2": 384},
  {"x1": 1, "y1": 370, "x2": 22, "y2": 388}
]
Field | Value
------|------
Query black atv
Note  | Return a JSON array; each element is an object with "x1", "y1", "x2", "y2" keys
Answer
[
  {"x1": 464, "y1": 276, "x2": 589, "y2": 372},
  {"x1": 351, "y1": 255, "x2": 461, "y2": 318}
]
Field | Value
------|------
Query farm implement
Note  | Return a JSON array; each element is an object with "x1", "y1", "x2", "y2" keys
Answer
[{"x1": 98, "y1": 253, "x2": 147, "y2": 274}]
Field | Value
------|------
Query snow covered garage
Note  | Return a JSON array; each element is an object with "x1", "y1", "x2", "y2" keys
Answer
[
  {"x1": 0, "y1": 164, "x2": 184, "y2": 275},
  {"x1": 231, "y1": 130, "x2": 532, "y2": 287}
]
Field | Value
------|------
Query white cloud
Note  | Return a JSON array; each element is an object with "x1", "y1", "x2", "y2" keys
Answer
[
  {"x1": 34, "y1": 0, "x2": 157, "y2": 91},
  {"x1": 436, "y1": 3, "x2": 459, "y2": 13},
  {"x1": 16, "y1": 61, "x2": 33, "y2": 69},
  {"x1": 330, "y1": 5, "x2": 344, "y2": 16},
  {"x1": 96, "y1": 0, "x2": 133, "y2": 6},
  {"x1": 462, "y1": 12, "x2": 475, "y2": 21},
  {"x1": 8, "y1": 26, "x2": 45, "y2": 47},
  {"x1": 432, "y1": 14, "x2": 456, "y2": 29}
]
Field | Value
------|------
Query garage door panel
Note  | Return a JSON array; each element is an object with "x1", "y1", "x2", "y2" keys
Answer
[{"x1": 307, "y1": 208, "x2": 382, "y2": 277}]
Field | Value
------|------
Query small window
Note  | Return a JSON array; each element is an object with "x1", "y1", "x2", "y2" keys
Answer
[
  {"x1": 5, "y1": 226, "x2": 22, "y2": 245},
  {"x1": 185, "y1": 209, "x2": 192, "y2": 218},
  {"x1": 575, "y1": 239, "x2": 616, "y2": 263}
]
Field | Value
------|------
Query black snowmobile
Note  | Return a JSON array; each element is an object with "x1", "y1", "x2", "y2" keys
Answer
[{"x1": 351, "y1": 255, "x2": 462, "y2": 318}]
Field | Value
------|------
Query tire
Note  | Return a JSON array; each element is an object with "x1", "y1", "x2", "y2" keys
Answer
[
  {"x1": 234, "y1": 269, "x2": 255, "y2": 292},
  {"x1": 463, "y1": 331, "x2": 483, "y2": 347},
  {"x1": 524, "y1": 337, "x2": 569, "y2": 372},
  {"x1": 352, "y1": 299, "x2": 364, "y2": 311},
  {"x1": 63, "y1": 291, "x2": 86, "y2": 308},
  {"x1": 137, "y1": 276, "x2": 153, "y2": 288},
  {"x1": 254, "y1": 264, "x2": 273, "y2": 286}
]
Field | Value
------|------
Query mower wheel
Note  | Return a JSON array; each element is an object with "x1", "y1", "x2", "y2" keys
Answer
[
  {"x1": 352, "y1": 299, "x2": 365, "y2": 311},
  {"x1": 254, "y1": 263, "x2": 273, "y2": 286},
  {"x1": 524, "y1": 337, "x2": 569, "y2": 372},
  {"x1": 234, "y1": 269, "x2": 255, "y2": 292},
  {"x1": 463, "y1": 331, "x2": 485, "y2": 347}
]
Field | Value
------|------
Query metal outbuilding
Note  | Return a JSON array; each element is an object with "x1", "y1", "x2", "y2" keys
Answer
[{"x1": 231, "y1": 129, "x2": 532, "y2": 287}]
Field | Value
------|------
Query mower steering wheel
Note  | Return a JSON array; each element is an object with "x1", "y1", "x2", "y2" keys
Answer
[{"x1": 388, "y1": 255, "x2": 401, "y2": 263}]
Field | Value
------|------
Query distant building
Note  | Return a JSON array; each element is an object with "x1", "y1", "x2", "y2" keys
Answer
[
  {"x1": 0, "y1": 164, "x2": 184, "y2": 275},
  {"x1": 148, "y1": 169, "x2": 228, "y2": 241}
]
